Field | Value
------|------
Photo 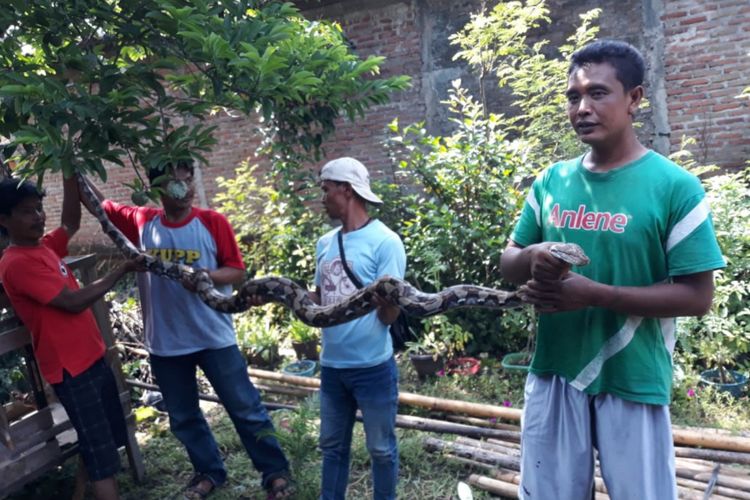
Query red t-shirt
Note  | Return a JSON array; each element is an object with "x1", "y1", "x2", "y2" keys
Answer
[{"x1": 0, "y1": 228, "x2": 105, "y2": 383}]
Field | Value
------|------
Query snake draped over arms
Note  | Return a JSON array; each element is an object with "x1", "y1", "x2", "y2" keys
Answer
[{"x1": 77, "y1": 174, "x2": 589, "y2": 328}]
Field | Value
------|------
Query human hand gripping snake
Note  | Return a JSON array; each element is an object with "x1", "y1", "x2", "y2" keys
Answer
[{"x1": 77, "y1": 174, "x2": 589, "y2": 327}]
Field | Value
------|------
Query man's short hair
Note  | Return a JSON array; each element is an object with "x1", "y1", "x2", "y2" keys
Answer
[
  {"x1": 147, "y1": 159, "x2": 195, "y2": 186},
  {"x1": 0, "y1": 178, "x2": 44, "y2": 236},
  {"x1": 569, "y1": 40, "x2": 645, "y2": 91}
]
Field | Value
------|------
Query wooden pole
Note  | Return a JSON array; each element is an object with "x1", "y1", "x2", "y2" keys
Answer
[
  {"x1": 672, "y1": 428, "x2": 750, "y2": 454},
  {"x1": 677, "y1": 476, "x2": 750, "y2": 500},
  {"x1": 247, "y1": 367, "x2": 750, "y2": 453},
  {"x1": 249, "y1": 367, "x2": 522, "y2": 420},
  {"x1": 423, "y1": 436, "x2": 520, "y2": 470},
  {"x1": 674, "y1": 445, "x2": 750, "y2": 465},
  {"x1": 428, "y1": 437, "x2": 749, "y2": 499},
  {"x1": 125, "y1": 379, "x2": 296, "y2": 412},
  {"x1": 467, "y1": 474, "x2": 519, "y2": 498}
]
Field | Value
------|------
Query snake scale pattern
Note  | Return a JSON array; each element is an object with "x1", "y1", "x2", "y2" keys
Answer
[{"x1": 77, "y1": 174, "x2": 590, "y2": 327}]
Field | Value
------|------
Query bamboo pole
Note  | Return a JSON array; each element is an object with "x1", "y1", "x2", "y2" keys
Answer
[
  {"x1": 391, "y1": 414, "x2": 522, "y2": 441},
  {"x1": 127, "y1": 380, "x2": 518, "y2": 442},
  {"x1": 677, "y1": 477, "x2": 750, "y2": 500},
  {"x1": 674, "y1": 446, "x2": 750, "y2": 466},
  {"x1": 443, "y1": 414, "x2": 521, "y2": 432},
  {"x1": 248, "y1": 368, "x2": 750, "y2": 453},
  {"x1": 423, "y1": 436, "x2": 520, "y2": 470},
  {"x1": 455, "y1": 436, "x2": 520, "y2": 457},
  {"x1": 125, "y1": 379, "x2": 296, "y2": 412},
  {"x1": 675, "y1": 466, "x2": 750, "y2": 492},
  {"x1": 467, "y1": 474, "x2": 519, "y2": 499},
  {"x1": 673, "y1": 428, "x2": 750, "y2": 454},
  {"x1": 254, "y1": 383, "x2": 315, "y2": 398},
  {"x1": 248, "y1": 368, "x2": 524, "y2": 420},
  {"x1": 428, "y1": 437, "x2": 748, "y2": 499}
]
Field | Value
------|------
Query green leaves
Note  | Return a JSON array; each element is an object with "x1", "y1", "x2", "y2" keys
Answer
[
  {"x1": 450, "y1": 0, "x2": 598, "y2": 168},
  {"x1": 1, "y1": 0, "x2": 408, "y2": 187}
]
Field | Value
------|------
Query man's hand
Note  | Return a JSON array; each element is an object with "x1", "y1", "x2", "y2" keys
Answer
[
  {"x1": 373, "y1": 292, "x2": 400, "y2": 325},
  {"x1": 519, "y1": 272, "x2": 598, "y2": 313},
  {"x1": 529, "y1": 243, "x2": 572, "y2": 282},
  {"x1": 121, "y1": 254, "x2": 148, "y2": 274},
  {"x1": 181, "y1": 269, "x2": 211, "y2": 292}
]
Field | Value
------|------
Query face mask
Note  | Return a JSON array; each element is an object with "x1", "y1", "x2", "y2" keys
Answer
[{"x1": 165, "y1": 179, "x2": 190, "y2": 200}]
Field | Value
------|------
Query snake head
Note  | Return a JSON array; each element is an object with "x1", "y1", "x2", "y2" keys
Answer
[{"x1": 549, "y1": 243, "x2": 590, "y2": 267}]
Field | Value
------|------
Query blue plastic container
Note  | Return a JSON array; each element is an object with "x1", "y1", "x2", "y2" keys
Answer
[
  {"x1": 281, "y1": 359, "x2": 318, "y2": 377},
  {"x1": 699, "y1": 369, "x2": 749, "y2": 398}
]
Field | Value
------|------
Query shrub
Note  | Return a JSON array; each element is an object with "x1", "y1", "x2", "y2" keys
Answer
[
  {"x1": 676, "y1": 163, "x2": 750, "y2": 381},
  {"x1": 379, "y1": 2, "x2": 600, "y2": 354}
]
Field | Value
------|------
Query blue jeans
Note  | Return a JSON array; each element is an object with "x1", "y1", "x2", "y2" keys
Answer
[
  {"x1": 150, "y1": 345, "x2": 289, "y2": 488},
  {"x1": 319, "y1": 357, "x2": 399, "y2": 500}
]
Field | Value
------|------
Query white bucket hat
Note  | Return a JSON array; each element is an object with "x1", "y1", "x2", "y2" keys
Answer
[{"x1": 319, "y1": 157, "x2": 383, "y2": 205}]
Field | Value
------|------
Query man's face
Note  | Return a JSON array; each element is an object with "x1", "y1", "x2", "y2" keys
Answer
[
  {"x1": 566, "y1": 62, "x2": 641, "y2": 148},
  {"x1": 159, "y1": 167, "x2": 195, "y2": 212},
  {"x1": 320, "y1": 180, "x2": 348, "y2": 220},
  {"x1": 0, "y1": 196, "x2": 45, "y2": 245}
]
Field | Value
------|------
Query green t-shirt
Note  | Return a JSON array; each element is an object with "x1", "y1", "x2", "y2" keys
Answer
[{"x1": 511, "y1": 150, "x2": 725, "y2": 405}]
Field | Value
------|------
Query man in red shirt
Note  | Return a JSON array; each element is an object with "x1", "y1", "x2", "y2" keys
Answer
[{"x1": 0, "y1": 174, "x2": 141, "y2": 500}]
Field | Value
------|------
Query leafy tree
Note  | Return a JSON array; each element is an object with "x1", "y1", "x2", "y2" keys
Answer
[
  {"x1": 0, "y1": 0, "x2": 409, "y2": 194},
  {"x1": 451, "y1": 0, "x2": 599, "y2": 166}
]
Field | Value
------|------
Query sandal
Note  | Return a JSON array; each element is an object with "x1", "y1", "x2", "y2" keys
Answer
[
  {"x1": 265, "y1": 475, "x2": 296, "y2": 499},
  {"x1": 183, "y1": 473, "x2": 216, "y2": 499}
]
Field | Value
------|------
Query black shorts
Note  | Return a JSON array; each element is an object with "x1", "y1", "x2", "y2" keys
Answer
[{"x1": 53, "y1": 358, "x2": 127, "y2": 481}]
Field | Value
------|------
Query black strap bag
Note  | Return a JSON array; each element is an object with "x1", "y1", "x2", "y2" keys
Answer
[{"x1": 337, "y1": 229, "x2": 411, "y2": 351}]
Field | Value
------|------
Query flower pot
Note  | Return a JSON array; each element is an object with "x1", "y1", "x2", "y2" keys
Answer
[
  {"x1": 409, "y1": 353, "x2": 444, "y2": 379},
  {"x1": 282, "y1": 360, "x2": 317, "y2": 377},
  {"x1": 699, "y1": 369, "x2": 749, "y2": 398},
  {"x1": 292, "y1": 340, "x2": 320, "y2": 361},
  {"x1": 501, "y1": 352, "x2": 531, "y2": 373},
  {"x1": 446, "y1": 357, "x2": 481, "y2": 376}
]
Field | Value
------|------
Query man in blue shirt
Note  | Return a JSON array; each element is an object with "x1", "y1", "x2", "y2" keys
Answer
[{"x1": 311, "y1": 157, "x2": 406, "y2": 500}]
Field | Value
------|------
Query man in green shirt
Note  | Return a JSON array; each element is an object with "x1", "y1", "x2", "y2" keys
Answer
[{"x1": 501, "y1": 40, "x2": 725, "y2": 499}]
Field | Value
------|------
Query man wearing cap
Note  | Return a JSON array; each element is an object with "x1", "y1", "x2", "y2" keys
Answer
[{"x1": 311, "y1": 157, "x2": 406, "y2": 500}]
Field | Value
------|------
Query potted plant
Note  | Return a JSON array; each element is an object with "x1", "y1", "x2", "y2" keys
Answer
[
  {"x1": 501, "y1": 321, "x2": 535, "y2": 373},
  {"x1": 678, "y1": 167, "x2": 750, "y2": 397},
  {"x1": 281, "y1": 359, "x2": 318, "y2": 378},
  {"x1": 406, "y1": 317, "x2": 472, "y2": 379},
  {"x1": 288, "y1": 320, "x2": 320, "y2": 361},
  {"x1": 235, "y1": 312, "x2": 283, "y2": 369}
]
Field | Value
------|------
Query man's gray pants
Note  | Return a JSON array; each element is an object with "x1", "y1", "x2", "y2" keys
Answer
[{"x1": 519, "y1": 373, "x2": 677, "y2": 500}]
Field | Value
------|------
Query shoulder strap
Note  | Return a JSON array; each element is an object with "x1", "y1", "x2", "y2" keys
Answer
[{"x1": 337, "y1": 230, "x2": 364, "y2": 289}]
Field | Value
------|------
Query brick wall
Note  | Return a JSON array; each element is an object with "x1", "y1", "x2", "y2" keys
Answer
[
  {"x1": 663, "y1": 0, "x2": 750, "y2": 167},
  {"x1": 39, "y1": 0, "x2": 749, "y2": 250}
]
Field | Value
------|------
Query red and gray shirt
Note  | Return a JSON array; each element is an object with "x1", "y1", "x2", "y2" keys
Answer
[{"x1": 103, "y1": 201, "x2": 245, "y2": 356}]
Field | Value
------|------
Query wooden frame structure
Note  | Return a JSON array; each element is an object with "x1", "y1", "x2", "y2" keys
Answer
[{"x1": 0, "y1": 254, "x2": 144, "y2": 497}]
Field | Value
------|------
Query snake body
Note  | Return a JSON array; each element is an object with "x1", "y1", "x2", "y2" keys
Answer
[{"x1": 78, "y1": 175, "x2": 589, "y2": 327}]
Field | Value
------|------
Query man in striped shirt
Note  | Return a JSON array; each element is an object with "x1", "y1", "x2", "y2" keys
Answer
[{"x1": 501, "y1": 40, "x2": 725, "y2": 500}]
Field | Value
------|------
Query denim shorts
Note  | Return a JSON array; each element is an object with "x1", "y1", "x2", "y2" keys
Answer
[{"x1": 53, "y1": 358, "x2": 127, "y2": 481}]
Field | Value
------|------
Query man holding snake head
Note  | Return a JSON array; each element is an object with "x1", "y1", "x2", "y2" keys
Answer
[{"x1": 501, "y1": 40, "x2": 725, "y2": 499}]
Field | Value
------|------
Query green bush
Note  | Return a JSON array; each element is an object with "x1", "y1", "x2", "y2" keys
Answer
[
  {"x1": 382, "y1": 84, "x2": 535, "y2": 353},
  {"x1": 378, "y1": 2, "x2": 600, "y2": 355},
  {"x1": 215, "y1": 161, "x2": 325, "y2": 283},
  {"x1": 676, "y1": 164, "x2": 750, "y2": 381}
]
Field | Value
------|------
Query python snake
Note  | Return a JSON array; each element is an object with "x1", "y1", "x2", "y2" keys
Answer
[{"x1": 78, "y1": 174, "x2": 589, "y2": 327}]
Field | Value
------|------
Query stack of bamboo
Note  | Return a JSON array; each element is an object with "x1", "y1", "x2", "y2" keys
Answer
[
  {"x1": 242, "y1": 368, "x2": 750, "y2": 499},
  {"x1": 128, "y1": 368, "x2": 750, "y2": 499}
]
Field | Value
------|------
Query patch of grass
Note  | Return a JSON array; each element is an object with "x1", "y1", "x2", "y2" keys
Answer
[{"x1": 7, "y1": 353, "x2": 749, "y2": 499}]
